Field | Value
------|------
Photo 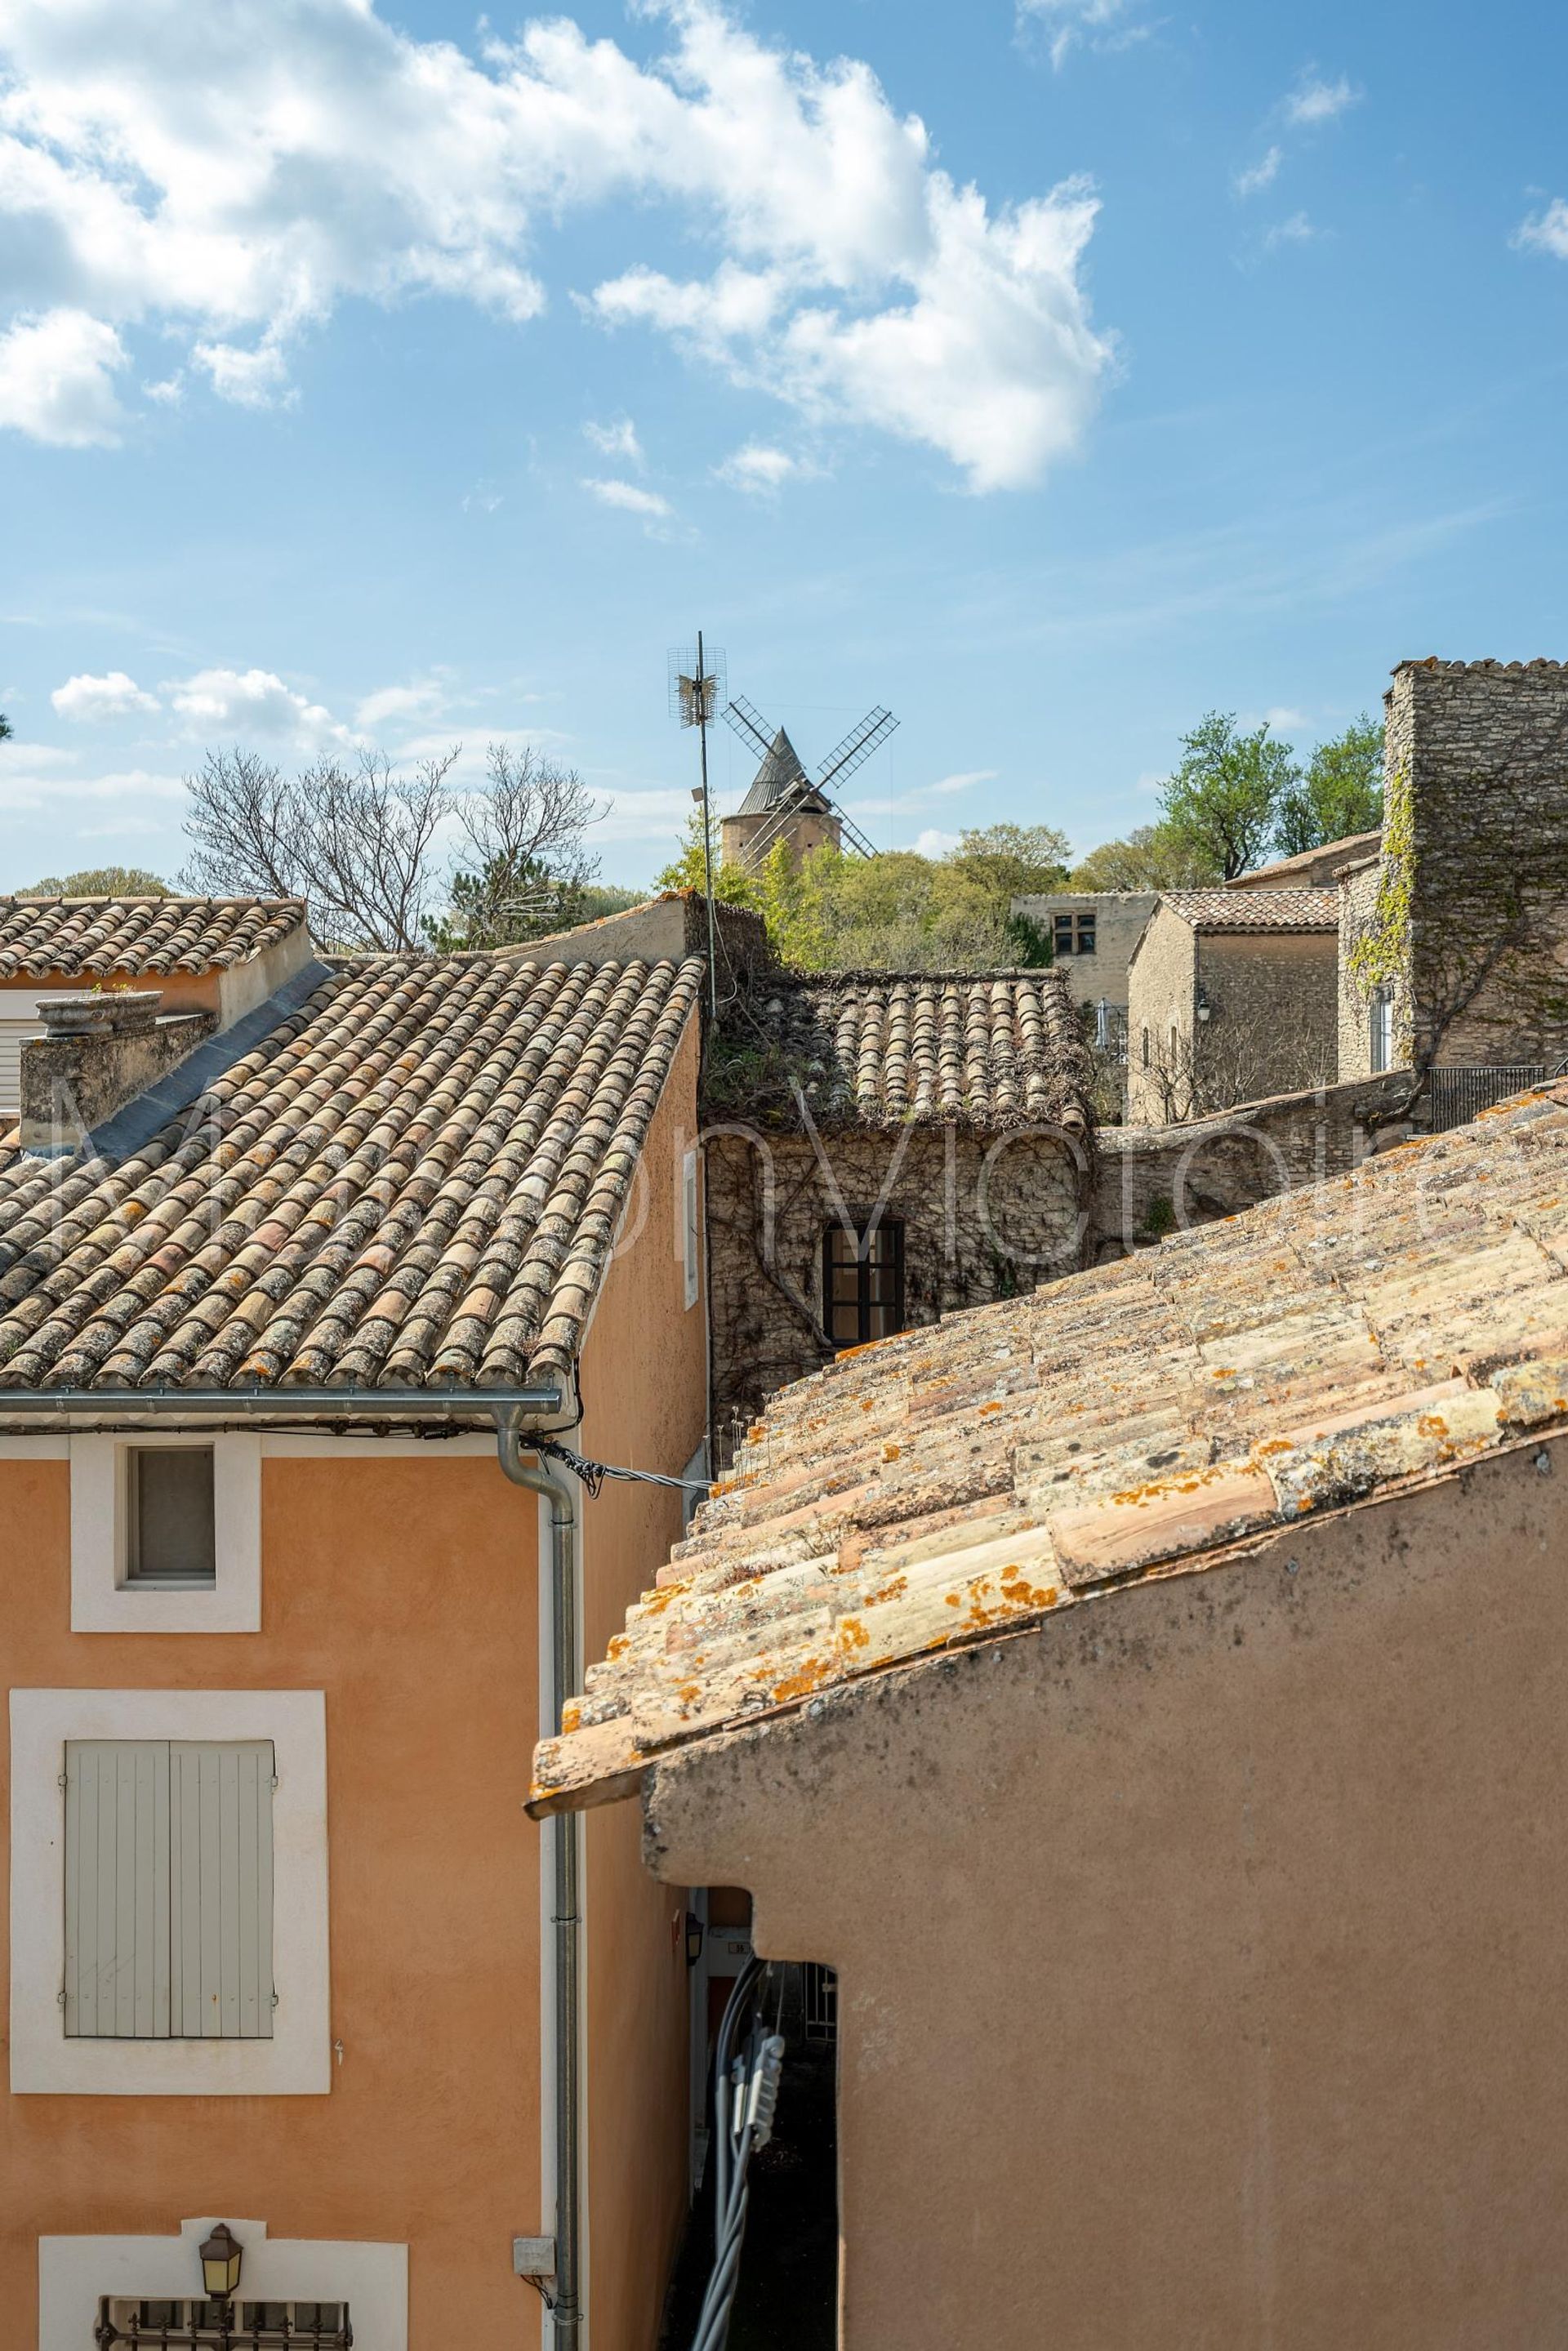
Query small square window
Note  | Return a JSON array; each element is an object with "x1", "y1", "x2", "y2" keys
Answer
[
  {"x1": 1052, "y1": 915, "x2": 1075, "y2": 956},
  {"x1": 127, "y1": 1447, "x2": 216, "y2": 1587},
  {"x1": 1076, "y1": 916, "x2": 1096, "y2": 955}
]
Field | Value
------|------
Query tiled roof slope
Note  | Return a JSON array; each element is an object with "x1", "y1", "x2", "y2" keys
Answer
[
  {"x1": 533, "y1": 1083, "x2": 1568, "y2": 1811},
  {"x1": 725, "y1": 971, "x2": 1092, "y2": 1131},
  {"x1": 1160, "y1": 887, "x2": 1338, "y2": 932},
  {"x1": 0, "y1": 896, "x2": 306, "y2": 978},
  {"x1": 0, "y1": 954, "x2": 702, "y2": 1392},
  {"x1": 1225, "y1": 831, "x2": 1381, "y2": 891}
]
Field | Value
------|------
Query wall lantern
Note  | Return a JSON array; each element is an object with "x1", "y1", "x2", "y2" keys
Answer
[
  {"x1": 1195, "y1": 985, "x2": 1213, "y2": 1024},
  {"x1": 685, "y1": 1911, "x2": 706, "y2": 1968},
  {"x1": 199, "y1": 2222, "x2": 244, "y2": 2300}
]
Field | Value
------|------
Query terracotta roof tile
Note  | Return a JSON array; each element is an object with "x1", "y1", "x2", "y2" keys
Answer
[
  {"x1": 1159, "y1": 888, "x2": 1339, "y2": 933},
  {"x1": 0, "y1": 953, "x2": 702, "y2": 1392},
  {"x1": 533, "y1": 1082, "x2": 1568, "y2": 1812},
  {"x1": 0, "y1": 896, "x2": 306, "y2": 978},
  {"x1": 726, "y1": 970, "x2": 1092, "y2": 1131}
]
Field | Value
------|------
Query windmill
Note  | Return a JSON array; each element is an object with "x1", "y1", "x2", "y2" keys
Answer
[{"x1": 719, "y1": 694, "x2": 898, "y2": 870}]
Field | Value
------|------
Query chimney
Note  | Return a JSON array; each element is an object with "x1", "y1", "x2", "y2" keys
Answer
[{"x1": 20, "y1": 991, "x2": 216, "y2": 1155}]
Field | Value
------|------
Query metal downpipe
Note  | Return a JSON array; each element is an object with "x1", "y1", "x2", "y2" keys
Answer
[{"x1": 497, "y1": 1410, "x2": 582, "y2": 2351}]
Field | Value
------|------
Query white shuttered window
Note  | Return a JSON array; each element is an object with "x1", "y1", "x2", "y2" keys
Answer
[{"x1": 63, "y1": 1740, "x2": 275, "y2": 2041}]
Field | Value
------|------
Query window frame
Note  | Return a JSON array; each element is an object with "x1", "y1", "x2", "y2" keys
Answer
[
  {"x1": 11, "y1": 1688, "x2": 328, "y2": 2095},
  {"x1": 1075, "y1": 913, "x2": 1097, "y2": 955},
  {"x1": 822, "y1": 1214, "x2": 906, "y2": 1351},
  {"x1": 682, "y1": 1147, "x2": 702, "y2": 1311},
  {"x1": 69, "y1": 1432, "x2": 261, "y2": 1633}
]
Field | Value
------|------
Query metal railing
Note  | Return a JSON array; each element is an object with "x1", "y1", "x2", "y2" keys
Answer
[{"x1": 1427, "y1": 1065, "x2": 1546, "y2": 1132}]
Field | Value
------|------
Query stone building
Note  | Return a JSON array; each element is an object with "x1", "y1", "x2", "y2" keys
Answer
[
  {"x1": 1226, "y1": 830, "x2": 1381, "y2": 892},
  {"x1": 1125, "y1": 888, "x2": 1339, "y2": 1122},
  {"x1": 1339, "y1": 658, "x2": 1568, "y2": 1106},
  {"x1": 719, "y1": 728, "x2": 844, "y2": 871},
  {"x1": 537, "y1": 1080, "x2": 1568, "y2": 2351},
  {"x1": 701, "y1": 968, "x2": 1094, "y2": 1441},
  {"x1": 1009, "y1": 888, "x2": 1157, "y2": 1018}
]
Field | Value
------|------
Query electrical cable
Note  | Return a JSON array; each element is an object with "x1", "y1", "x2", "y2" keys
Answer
[
  {"x1": 687, "y1": 1959, "x2": 786, "y2": 2351},
  {"x1": 528, "y1": 1433, "x2": 714, "y2": 1502}
]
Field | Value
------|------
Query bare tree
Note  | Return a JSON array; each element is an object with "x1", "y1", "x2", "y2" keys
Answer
[
  {"x1": 431, "y1": 745, "x2": 605, "y2": 950},
  {"x1": 1135, "y1": 999, "x2": 1333, "y2": 1125},
  {"x1": 181, "y1": 744, "x2": 459, "y2": 951}
]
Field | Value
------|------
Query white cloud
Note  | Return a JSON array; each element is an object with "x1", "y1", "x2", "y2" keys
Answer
[
  {"x1": 922, "y1": 768, "x2": 996, "y2": 796},
  {"x1": 913, "y1": 825, "x2": 960, "y2": 857},
  {"x1": 1263, "y1": 212, "x2": 1319, "y2": 252},
  {"x1": 354, "y1": 675, "x2": 451, "y2": 731},
  {"x1": 595, "y1": 786, "x2": 700, "y2": 845},
  {"x1": 1516, "y1": 198, "x2": 1568, "y2": 260},
  {"x1": 0, "y1": 309, "x2": 128, "y2": 446},
  {"x1": 1264, "y1": 706, "x2": 1305, "y2": 730},
  {"x1": 1017, "y1": 0, "x2": 1138, "y2": 70},
  {"x1": 166, "y1": 666, "x2": 353, "y2": 745},
  {"x1": 51, "y1": 669, "x2": 161, "y2": 721},
  {"x1": 714, "y1": 442, "x2": 804, "y2": 494},
  {"x1": 1235, "y1": 147, "x2": 1283, "y2": 198},
  {"x1": 581, "y1": 477, "x2": 673, "y2": 519},
  {"x1": 583, "y1": 416, "x2": 642, "y2": 463},
  {"x1": 1285, "y1": 74, "x2": 1361, "y2": 127},
  {"x1": 0, "y1": 0, "x2": 1111, "y2": 489},
  {"x1": 0, "y1": 765, "x2": 184, "y2": 813}
]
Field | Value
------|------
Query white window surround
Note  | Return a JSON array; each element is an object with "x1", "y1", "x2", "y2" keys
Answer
[
  {"x1": 11, "y1": 1688, "x2": 329, "y2": 2095},
  {"x1": 70, "y1": 1432, "x2": 261, "y2": 1633},
  {"x1": 38, "y1": 2218, "x2": 406, "y2": 2351}
]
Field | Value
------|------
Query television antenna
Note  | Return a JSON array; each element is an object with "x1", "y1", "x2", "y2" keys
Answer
[
  {"x1": 668, "y1": 635, "x2": 725, "y2": 1019},
  {"x1": 719, "y1": 694, "x2": 896, "y2": 870}
]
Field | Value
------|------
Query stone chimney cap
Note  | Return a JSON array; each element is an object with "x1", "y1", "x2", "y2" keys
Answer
[{"x1": 38, "y1": 989, "x2": 163, "y2": 1036}]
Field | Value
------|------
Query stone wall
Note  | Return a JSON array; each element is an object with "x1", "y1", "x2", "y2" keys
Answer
[
  {"x1": 1096, "y1": 1068, "x2": 1417, "y2": 1254},
  {"x1": 1013, "y1": 892, "x2": 1158, "y2": 1011},
  {"x1": 706, "y1": 1123, "x2": 1090, "y2": 1447},
  {"x1": 1337, "y1": 857, "x2": 1399, "y2": 1080},
  {"x1": 1352, "y1": 659, "x2": 1568, "y2": 1071},
  {"x1": 1125, "y1": 904, "x2": 1196, "y2": 1120},
  {"x1": 1197, "y1": 929, "x2": 1339, "y2": 1095}
]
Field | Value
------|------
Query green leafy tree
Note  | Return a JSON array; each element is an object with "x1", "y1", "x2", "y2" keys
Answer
[
  {"x1": 1157, "y1": 711, "x2": 1299, "y2": 881},
  {"x1": 26, "y1": 865, "x2": 170, "y2": 895},
  {"x1": 1273, "y1": 715, "x2": 1384, "y2": 857},
  {"x1": 1068, "y1": 822, "x2": 1220, "y2": 891},
  {"x1": 0, "y1": 711, "x2": 11, "y2": 742}
]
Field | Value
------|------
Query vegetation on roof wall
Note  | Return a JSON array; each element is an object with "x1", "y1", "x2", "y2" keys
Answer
[{"x1": 657, "y1": 819, "x2": 1067, "y2": 971}]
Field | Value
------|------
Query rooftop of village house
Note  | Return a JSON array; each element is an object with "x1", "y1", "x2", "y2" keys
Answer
[
  {"x1": 704, "y1": 966, "x2": 1094, "y2": 1133},
  {"x1": 1151, "y1": 886, "x2": 1340, "y2": 934},
  {"x1": 0, "y1": 951, "x2": 702, "y2": 1396},
  {"x1": 532, "y1": 1080, "x2": 1568, "y2": 1815},
  {"x1": 1224, "y1": 830, "x2": 1383, "y2": 891},
  {"x1": 0, "y1": 893, "x2": 308, "y2": 977}
]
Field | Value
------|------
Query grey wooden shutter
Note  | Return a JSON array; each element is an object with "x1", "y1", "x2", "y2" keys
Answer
[
  {"x1": 62, "y1": 1739, "x2": 274, "y2": 2040},
  {"x1": 63, "y1": 1741, "x2": 172, "y2": 2039},
  {"x1": 170, "y1": 1741, "x2": 275, "y2": 2039}
]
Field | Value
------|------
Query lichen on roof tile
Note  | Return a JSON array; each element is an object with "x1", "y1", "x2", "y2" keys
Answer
[
  {"x1": 532, "y1": 1081, "x2": 1568, "y2": 1814},
  {"x1": 0, "y1": 894, "x2": 308, "y2": 977},
  {"x1": 0, "y1": 952, "x2": 703, "y2": 1392}
]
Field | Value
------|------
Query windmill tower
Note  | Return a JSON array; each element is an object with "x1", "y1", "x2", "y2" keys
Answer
[{"x1": 719, "y1": 694, "x2": 898, "y2": 871}]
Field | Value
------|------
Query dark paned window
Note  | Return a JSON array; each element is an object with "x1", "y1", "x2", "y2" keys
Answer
[
  {"x1": 1052, "y1": 914, "x2": 1075, "y2": 957},
  {"x1": 127, "y1": 1447, "x2": 216, "y2": 1586},
  {"x1": 1076, "y1": 915, "x2": 1096, "y2": 955},
  {"x1": 822, "y1": 1218, "x2": 905, "y2": 1349}
]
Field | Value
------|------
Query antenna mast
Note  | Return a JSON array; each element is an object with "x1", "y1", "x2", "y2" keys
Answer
[{"x1": 669, "y1": 635, "x2": 726, "y2": 1019}]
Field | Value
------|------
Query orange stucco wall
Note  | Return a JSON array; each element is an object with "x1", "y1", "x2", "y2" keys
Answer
[
  {"x1": 577, "y1": 1010, "x2": 706, "y2": 2351},
  {"x1": 0, "y1": 1006, "x2": 706, "y2": 2347},
  {"x1": 0, "y1": 969, "x2": 225, "y2": 1017},
  {"x1": 0, "y1": 1451, "x2": 542, "y2": 2339}
]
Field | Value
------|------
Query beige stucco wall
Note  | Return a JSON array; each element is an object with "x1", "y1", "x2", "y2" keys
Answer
[
  {"x1": 642, "y1": 1432, "x2": 1568, "y2": 2349},
  {"x1": 1012, "y1": 892, "x2": 1158, "y2": 1009}
]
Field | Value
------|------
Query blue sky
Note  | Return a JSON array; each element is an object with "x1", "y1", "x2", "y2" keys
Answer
[{"x1": 2, "y1": 0, "x2": 1566, "y2": 893}]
